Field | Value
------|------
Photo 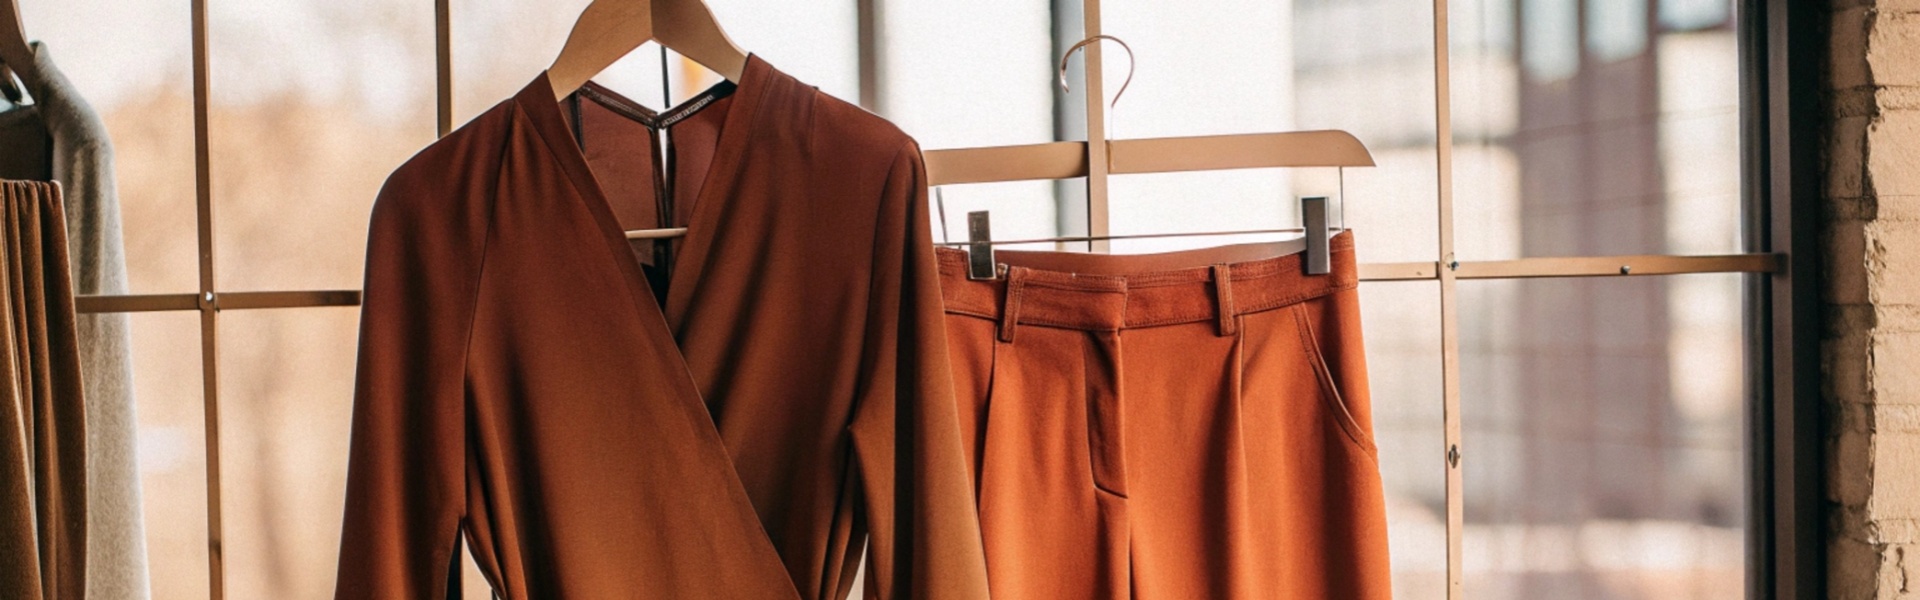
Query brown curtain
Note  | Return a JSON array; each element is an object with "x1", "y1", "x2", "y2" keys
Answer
[{"x1": 0, "y1": 179, "x2": 88, "y2": 600}]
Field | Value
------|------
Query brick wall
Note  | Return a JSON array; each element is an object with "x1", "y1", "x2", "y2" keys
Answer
[{"x1": 1828, "y1": 1, "x2": 1920, "y2": 597}]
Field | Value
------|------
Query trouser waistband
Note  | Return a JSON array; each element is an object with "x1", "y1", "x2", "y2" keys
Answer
[{"x1": 936, "y1": 232, "x2": 1359, "y2": 341}]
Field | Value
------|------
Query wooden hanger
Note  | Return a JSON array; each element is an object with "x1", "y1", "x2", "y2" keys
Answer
[
  {"x1": 938, "y1": 36, "x2": 1373, "y2": 280},
  {"x1": 546, "y1": 0, "x2": 749, "y2": 240},
  {"x1": 0, "y1": 0, "x2": 35, "y2": 100},
  {"x1": 924, "y1": 34, "x2": 1373, "y2": 185},
  {"x1": 923, "y1": 130, "x2": 1375, "y2": 186},
  {"x1": 548, "y1": 0, "x2": 748, "y2": 102}
]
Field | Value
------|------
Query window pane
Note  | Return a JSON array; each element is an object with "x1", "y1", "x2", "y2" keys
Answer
[
  {"x1": 209, "y1": 0, "x2": 437, "y2": 291},
  {"x1": 930, "y1": 181, "x2": 1065, "y2": 245},
  {"x1": 708, "y1": 0, "x2": 859, "y2": 104},
  {"x1": 883, "y1": 0, "x2": 1058, "y2": 241},
  {"x1": 218, "y1": 308, "x2": 359, "y2": 598},
  {"x1": 452, "y1": 0, "x2": 585, "y2": 125},
  {"x1": 130, "y1": 312, "x2": 210, "y2": 599},
  {"x1": 1101, "y1": 0, "x2": 1439, "y2": 262},
  {"x1": 1453, "y1": 0, "x2": 1742, "y2": 260},
  {"x1": 877, "y1": 0, "x2": 1054, "y2": 148},
  {"x1": 1362, "y1": 281, "x2": 1446, "y2": 599},
  {"x1": 18, "y1": 0, "x2": 201, "y2": 293},
  {"x1": 1461, "y1": 274, "x2": 1747, "y2": 598},
  {"x1": 1293, "y1": 0, "x2": 1442, "y2": 251}
]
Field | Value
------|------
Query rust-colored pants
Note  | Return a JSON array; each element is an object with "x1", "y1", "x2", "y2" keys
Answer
[{"x1": 937, "y1": 232, "x2": 1390, "y2": 600}]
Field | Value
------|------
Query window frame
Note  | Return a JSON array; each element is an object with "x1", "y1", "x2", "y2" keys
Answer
[
  {"x1": 65, "y1": 0, "x2": 1821, "y2": 598},
  {"x1": 1743, "y1": 0, "x2": 1824, "y2": 597}
]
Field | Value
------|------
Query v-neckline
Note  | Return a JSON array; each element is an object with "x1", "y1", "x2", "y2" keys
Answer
[
  {"x1": 520, "y1": 56, "x2": 768, "y2": 336},
  {"x1": 576, "y1": 78, "x2": 738, "y2": 131}
]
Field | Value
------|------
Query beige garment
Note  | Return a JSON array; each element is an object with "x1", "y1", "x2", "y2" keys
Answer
[{"x1": 0, "y1": 179, "x2": 89, "y2": 600}]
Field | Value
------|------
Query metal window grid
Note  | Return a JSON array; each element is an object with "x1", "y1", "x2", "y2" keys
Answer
[{"x1": 68, "y1": 0, "x2": 1819, "y2": 598}]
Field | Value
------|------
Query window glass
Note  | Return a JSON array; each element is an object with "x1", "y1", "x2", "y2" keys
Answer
[
  {"x1": 1461, "y1": 274, "x2": 1746, "y2": 598},
  {"x1": 1362, "y1": 281, "x2": 1448, "y2": 599},
  {"x1": 707, "y1": 0, "x2": 859, "y2": 103},
  {"x1": 1100, "y1": 0, "x2": 1439, "y2": 263},
  {"x1": 882, "y1": 0, "x2": 1059, "y2": 242},
  {"x1": 1522, "y1": 0, "x2": 1580, "y2": 82},
  {"x1": 218, "y1": 308, "x2": 361, "y2": 599},
  {"x1": 452, "y1": 0, "x2": 591, "y2": 125},
  {"x1": 1454, "y1": 0, "x2": 1741, "y2": 260},
  {"x1": 207, "y1": 0, "x2": 438, "y2": 291},
  {"x1": 877, "y1": 0, "x2": 1054, "y2": 149},
  {"x1": 1660, "y1": 0, "x2": 1730, "y2": 31},
  {"x1": 128, "y1": 312, "x2": 211, "y2": 599},
  {"x1": 1587, "y1": 0, "x2": 1649, "y2": 61},
  {"x1": 17, "y1": 0, "x2": 200, "y2": 294}
]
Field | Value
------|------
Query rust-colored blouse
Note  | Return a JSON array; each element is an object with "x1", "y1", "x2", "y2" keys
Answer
[{"x1": 334, "y1": 56, "x2": 989, "y2": 600}]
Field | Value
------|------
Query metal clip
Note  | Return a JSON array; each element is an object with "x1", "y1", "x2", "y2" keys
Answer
[
  {"x1": 1302, "y1": 196, "x2": 1330, "y2": 276},
  {"x1": 967, "y1": 211, "x2": 998, "y2": 280}
]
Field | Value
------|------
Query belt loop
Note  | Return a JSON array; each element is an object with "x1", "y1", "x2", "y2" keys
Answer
[
  {"x1": 1212, "y1": 263, "x2": 1236, "y2": 337},
  {"x1": 998, "y1": 267, "x2": 1029, "y2": 343}
]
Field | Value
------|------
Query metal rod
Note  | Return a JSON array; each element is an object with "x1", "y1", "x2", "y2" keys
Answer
[
  {"x1": 214, "y1": 290, "x2": 363, "y2": 310},
  {"x1": 437, "y1": 1, "x2": 467, "y2": 594},
  {"x1": 625, "y1": 227, "x2": 689, "y2": 240},
  {"x1": 1430, "y1": 0, "x2": 1463, "y2": 593},
  {"x1": 436, "y1": 0, "x2": 452, "y2": 137},
  {"x1": 1360, "y1": 262, "x2": 1441, "y2": 281},
  {"x1": 1080, "y1": 0, "x2": 1110, "y2": 253},
  {"x1": 856, "y1": 0, "x2": 879, "y2": 111},
  {"x1": 67, "y1": 254, "x2": 1783, "y2": 316},
  {"x1": 933, "y1": 227, "x2": 1315, "y2": 247},
  {"x1": 189, "y1": 0, "x2": 225, "y2": 596},
  {"x1": 74, "y1": 293, "x2": 202, "y2": 314},
  {"x1": 1453, "y1": 254, "x2": 1781, "y2": 279}
]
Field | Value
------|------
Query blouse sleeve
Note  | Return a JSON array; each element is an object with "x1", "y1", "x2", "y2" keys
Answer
[
  {"x1": 849, "y1": 141, "x2": 993, "y2": 599},
  {"x1": 333, "y1": 153, "x2": 490, "y2": 600}
]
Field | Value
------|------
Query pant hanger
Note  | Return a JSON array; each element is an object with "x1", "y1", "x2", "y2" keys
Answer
[{"x1": 944, "y1": 35, "x2": 1359, "y2": 280}]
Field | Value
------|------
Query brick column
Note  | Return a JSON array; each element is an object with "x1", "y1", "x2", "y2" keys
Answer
[{"x1": 1828, "y1": 2, "x2": 1920, "y2": 598}]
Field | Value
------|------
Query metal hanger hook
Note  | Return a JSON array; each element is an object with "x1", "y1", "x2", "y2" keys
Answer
[{"x1": 1058, "y1": 35, "x2": 1135, "y2": 115}]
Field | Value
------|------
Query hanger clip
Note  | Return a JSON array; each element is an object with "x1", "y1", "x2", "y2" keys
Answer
[
  {"x1": 967, "y1": 211, "x2": 998, "y2": 280},
  {"x1": 1302, "y1": 196, "x2": 1330, "y2": 276}
]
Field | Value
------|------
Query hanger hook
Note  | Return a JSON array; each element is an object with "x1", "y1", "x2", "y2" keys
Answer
[{"x1": 1058, "y1": 35, "x2": 1135, "y2": 115}]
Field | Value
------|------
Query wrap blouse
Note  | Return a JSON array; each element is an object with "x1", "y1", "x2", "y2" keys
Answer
[{"x1": 334, "y1": 56, "x2": 989, "y2": 600}]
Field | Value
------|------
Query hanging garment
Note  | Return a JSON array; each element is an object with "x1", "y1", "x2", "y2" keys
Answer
[
  {"x1": 0, "y1": 43, "x2": 148, "y2": 600},
  {"x1": 936, "y1": 232, "x2": 1391, "y2": 600},
  {"x1": 0, "y1": 179, "x2": 90, "y2": 600},
  {"x1": 336, "y1": 56, "x2": 989, "y2": 600}
]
